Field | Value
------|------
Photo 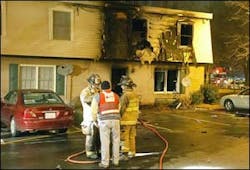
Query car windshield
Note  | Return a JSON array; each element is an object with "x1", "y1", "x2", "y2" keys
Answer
[
  {"x1": 23, "y1": 92, "x2": 64, "y2": 105},
  {"x1": 238, "y1": 89, "x2": 250, "y2": 96}
]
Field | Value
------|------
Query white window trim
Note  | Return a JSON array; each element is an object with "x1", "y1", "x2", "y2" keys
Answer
[
  {"x1": 19, "y1": 64, "x2": 56, "y2": 91},
  {"x1": 49, "y1": 7, "x2": 74, "y2": 41},
  {"x1": 154, "y1": 69, "x2": 180, "y2": 94},
  {"x1": 177, "y1": 21, "x2": 193, "y2": 48}
]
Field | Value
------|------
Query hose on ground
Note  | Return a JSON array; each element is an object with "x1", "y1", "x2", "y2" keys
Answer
[
  {"x1": 65, "y1": 118, "x2": 168, "y2": 169},
  {"x1": 65, "y1": 150, "x2": 99, "y2": 164},
  {"x1": 138, "y1": 118, "x2": 168, "y2": 169}
]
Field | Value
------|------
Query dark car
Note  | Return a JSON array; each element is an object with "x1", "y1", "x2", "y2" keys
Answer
[{"x1": 1, "y1": 89, "x2": 74, "y2": 137}]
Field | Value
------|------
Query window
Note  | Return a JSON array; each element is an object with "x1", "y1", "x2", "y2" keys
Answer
[
  {"x1": 49, "y1": 8, "x2": 73, "y2": 40},
  {"x1": 20, "y1": 65, "x2": 56, "y2": 91},
  {"x1": 132, "y1": 18, "x2": 147, "y2": 43},
  {"x1": 4, "y1": 91, "x2": 17, "y2": 105},
  {"x1": 240, "y1": 89, "x2": 250, "y2": 96},
  {"x1": 23, "y1": 92, "x2": 63, "y2": 105},
  {"x1": 154, "y1": 69, "x2": 180, "y2": 92},
  {"x1": 177, "y1": 22, "x2": 193, "y2": 47}
]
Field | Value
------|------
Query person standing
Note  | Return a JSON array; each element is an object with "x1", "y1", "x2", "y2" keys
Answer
[
  {"x1": 118, "y1": 75, "x2": 140, "y2": 160},
  {"x1": 91, "y1": 80, "x2": 120, "y2": 168},
  {"x1": 80, "y1": 74, "x2": 101, "y2": 159}
]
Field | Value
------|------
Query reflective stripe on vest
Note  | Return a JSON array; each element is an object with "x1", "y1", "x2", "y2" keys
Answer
[
  {"x1": 120, "y1": 92, "x2": 139, "y2": 125},
  {"x1": 99, "y1": 91, "x2": 119, "y2": 115}
]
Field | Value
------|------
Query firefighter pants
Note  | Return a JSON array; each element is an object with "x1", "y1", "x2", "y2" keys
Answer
[
  {"x1": 120, "y1": 125, "x2": 136, "y2": 156},
  {"x1": 98, "y1": 119, "x2": 120, "y2": 166},
  {"x1": 85, "y1": 124, "x2": 100, "y2": 157}
]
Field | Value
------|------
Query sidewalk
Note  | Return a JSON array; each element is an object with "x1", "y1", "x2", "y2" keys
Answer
[
  {"x1": 1, "y1": 128, "x2": 11, "y2": 139},
  {"x1": 194, "y1": 103, "x2": 224, "y2": 111}
]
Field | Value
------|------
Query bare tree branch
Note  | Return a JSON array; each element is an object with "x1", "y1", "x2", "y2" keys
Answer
[{"x1": 223, "y1": 1, "x2": 249, "y2": 84}]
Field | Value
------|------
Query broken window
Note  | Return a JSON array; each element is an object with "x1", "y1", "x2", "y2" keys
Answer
[
  {"x1": 131, "y1": 19, "x2": 147, "y2": 44},
  {"x1": 132, "y1": 19, "x2": 147, "y2": 37},
  {"x1": 131, "y1": 19, "x2": 148, "y2": 59},
  {"x1": 154, "y1": 69, "x2": 180, "y2": 92},
  {"x1": 177, "y1": 22, "x2": 193, "y2": 47}
]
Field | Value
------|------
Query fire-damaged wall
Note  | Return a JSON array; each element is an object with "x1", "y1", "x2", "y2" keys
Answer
[
  {"x1": 102, "y1": 4, "x2": 200, "y2": 65},
  {"x1": 103, "y1": 9, "x2": 130, "y2": 59}
]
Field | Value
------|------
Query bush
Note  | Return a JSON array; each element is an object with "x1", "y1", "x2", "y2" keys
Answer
[
  {"x1": 200, "y1": 84, "x2": 219, "y2": 104},
  {"x1": 179, "y1": 95, "x2": 192, "y2": 109},
  {"x1": 191, "y1": 91, "x2": 204, "y2": 104}
]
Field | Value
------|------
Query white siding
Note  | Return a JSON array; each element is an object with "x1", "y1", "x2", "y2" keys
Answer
[
  {"x1": 1, "y1": 2, "x2": 103, "y2": 59},
  {"x1": 193, "y1": 19, "x2": 213, "y2": 63}
]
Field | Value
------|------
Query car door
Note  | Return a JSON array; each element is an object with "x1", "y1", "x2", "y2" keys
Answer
[
  {"x1": 237, "y1": 89, "x2": 249, "y2": 109},
  {"x1": 1, "y1": 91, "x2": 18, "y2": 126}
]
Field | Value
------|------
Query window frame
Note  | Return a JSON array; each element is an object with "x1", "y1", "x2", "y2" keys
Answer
[
  {"x1": 177, "y1": 21, "x2": 193, "y2": 48},
  {"x1": 154, "y1": 68, "x2": 180, "y2": 93},
  {"x1": 49, "y1": 7, "x2": 74, "y2": 41},
  {"x1": 19, "y1": 64, "x2": 56, "y2": 91}
]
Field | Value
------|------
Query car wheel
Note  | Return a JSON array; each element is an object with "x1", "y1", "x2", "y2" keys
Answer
[
  {"x1": 10, "y1": 117, "x2": 21, "y2": 137},
  {"x1": 224, "y1": 100, "x2": 234, "y2": 112},
  {"x1": 58, "y1": 128, "x2": 68, "y2": 133}
]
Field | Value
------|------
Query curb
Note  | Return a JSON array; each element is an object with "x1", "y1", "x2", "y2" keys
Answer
[
  {"x1": 1, "y1": 132, "x2": 11, "y2": 138},
  {"x1": 1, "y1": 128, "x2": 11, "y2": 138}
]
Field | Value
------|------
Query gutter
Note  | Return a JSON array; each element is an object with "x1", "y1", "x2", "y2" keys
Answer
[{"x1": 140, "y1": 6, "x2": 213, "y2": 20}]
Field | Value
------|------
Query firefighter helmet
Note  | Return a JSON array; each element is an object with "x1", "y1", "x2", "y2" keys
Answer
[
  {"x1": 87, "y1": 74, "x2": 101, "y2": 85},
  {"x1": 118, "y1": 75, "x2": 136, "y2": 88}
]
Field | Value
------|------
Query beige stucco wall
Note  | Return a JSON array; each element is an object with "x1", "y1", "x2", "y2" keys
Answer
[
  {"x1": 1, "y1": 1, "x2": 103, "y2": 59},
  {"x1": 129, "y1": 64, "x2": 155, "y2": 104},
  {"x1": 186, "y1": 66, "x2": 205, "y2": 95}
]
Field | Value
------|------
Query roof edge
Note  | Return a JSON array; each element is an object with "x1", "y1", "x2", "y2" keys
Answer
[{"x1": 140, "y1": 6, "x2": 213, "y2": 20}]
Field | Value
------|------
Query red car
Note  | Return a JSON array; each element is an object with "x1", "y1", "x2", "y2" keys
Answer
[{"x1": 1, "y1": 89, "x2": 74, "y2": 137}]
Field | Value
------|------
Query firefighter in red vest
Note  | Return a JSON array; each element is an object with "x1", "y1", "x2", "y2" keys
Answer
[
  {"x1": 91, "y1": 80, "x2": 120, "y2": 168},
  {"x1": 118, "y1": 75, "x2": 140, "y2": 160}
]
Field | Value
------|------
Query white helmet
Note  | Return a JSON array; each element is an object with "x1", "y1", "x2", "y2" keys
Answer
[
  {"x1": 118, "y1": 75, "x2": 136, "y2": 89},
  {"x1": 87, "y1": 74, "x2": 101, "y2": 85}
]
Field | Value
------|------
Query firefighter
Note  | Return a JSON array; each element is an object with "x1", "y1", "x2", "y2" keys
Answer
[
  {"x1": 91, "y1": 80, "x2": 120, "y2": 168},
  {"x1": 118, "y1": 75, "x2": 140, "y2": 160},
  {"x1": 80, "y1": 74, "x2": 101, "y2": 159}
]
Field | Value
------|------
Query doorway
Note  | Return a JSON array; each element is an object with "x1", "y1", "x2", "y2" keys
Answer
[{"x1": 111, "y1": 67, "x2": 127, "y2": 96}]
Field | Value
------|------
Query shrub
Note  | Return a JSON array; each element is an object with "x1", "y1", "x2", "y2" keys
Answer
[
  {"x1": 179, "y1": 95, "x2": 192, "y2": 109},
  {"x1": 191, "y1": 91, "x2": 204, "y2": 104},
  {"x1": 200, "y1": 84, "x2": 219, "y2": 104}
]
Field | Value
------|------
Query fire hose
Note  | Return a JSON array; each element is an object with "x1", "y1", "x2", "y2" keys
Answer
[
  {"x1": 65, "y1": 118, "x2": 168, "y2": 169},
  {"x1": 138, "y1": 118, "x2": 168, "y2": 169}
]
